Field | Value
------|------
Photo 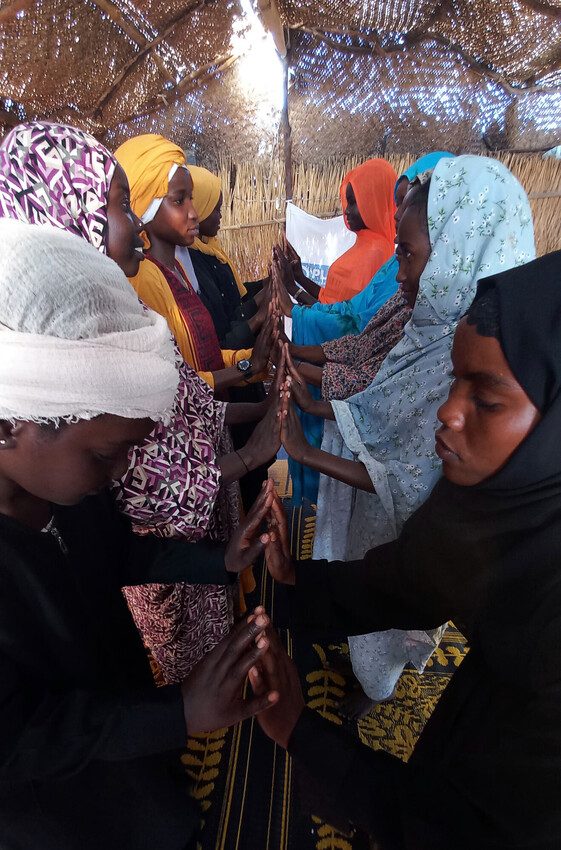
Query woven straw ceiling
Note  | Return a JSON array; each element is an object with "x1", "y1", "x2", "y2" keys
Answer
[{"x1": 0, "y1": 0, "x2": 559, "y2": 162}]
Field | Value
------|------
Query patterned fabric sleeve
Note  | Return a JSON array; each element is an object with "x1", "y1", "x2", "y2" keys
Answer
[
  {"x1": 321, "y1": 293, "x2": 411, "y2": 400},
  {"x1": 112, "y1": 358, "x2": 226, "y2": 540}
]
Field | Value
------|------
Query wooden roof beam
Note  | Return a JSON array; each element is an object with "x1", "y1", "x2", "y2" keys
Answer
[
  {"x1": 112, "y1": 51, "x2": 238, "y2": 126},
  {"x1": 293, "y1": 26, "x2": 561, "y2": 96},
  {"x1": 91, "y1": 0, "x2": 205, "y2": 117},
  {"x1": 254, "y1": 0, "x2": 286, "y2": 56}
]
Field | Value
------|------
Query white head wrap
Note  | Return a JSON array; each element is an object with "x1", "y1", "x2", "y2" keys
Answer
[{"x1": 0, "y1": 219, "x2": 179, "y2": 424}]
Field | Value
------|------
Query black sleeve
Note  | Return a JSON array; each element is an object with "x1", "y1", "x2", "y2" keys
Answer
[
  {"x1": 123, "y1": 535, "x2": 235, "y2": 588},
  {"x1": 220, "y1": 318, "x2": 255, "y2": 349},
  {"x1": 291, "y1": 539, "x2": 451, "y2": 636},
  {"x1": 235, "y1": 296, "x2": 258, "y2": 322},
  {"x1": 288, "y1": 708, "x2": 406, "y2": 847},
  {"x1": 0, "y1": 629, "x2": 187, "y2": 782},
  {"x1": 243, "y1": 280, "x2": 265, "y2": 299}
]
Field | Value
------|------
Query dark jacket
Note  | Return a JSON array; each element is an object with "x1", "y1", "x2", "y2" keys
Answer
[{"x1": 0, "y1": 493, "x2": 230, "y2": 850}]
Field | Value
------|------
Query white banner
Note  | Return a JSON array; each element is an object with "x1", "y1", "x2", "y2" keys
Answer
[{"x1": 285, "y1": 201, "x2": 355, "y2": 289}]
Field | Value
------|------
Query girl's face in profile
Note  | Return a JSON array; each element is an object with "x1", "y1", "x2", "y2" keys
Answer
[
  {"x1": 105, "y1": 165, "x2": 145, "y2": 277},
  {"x1": 435, "y1": 318, "x2": 541, "y2": 487},
  {"x1": 0, "y1": 415, "x2": 154, "y2": 506},
  {"x1": 395, "y1": 204, "x2": 431, "y2": 307},
  {"x1": 147, "y1": 167, "x2": 199, "y2": 248}
]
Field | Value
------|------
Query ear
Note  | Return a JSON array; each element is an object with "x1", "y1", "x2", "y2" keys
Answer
[
  {"x1": 0, "y1": 419, "x2": 18, "y2": 449},
  {"x1": 0, "y1": 420, "x2": 41, "y2": 450}
]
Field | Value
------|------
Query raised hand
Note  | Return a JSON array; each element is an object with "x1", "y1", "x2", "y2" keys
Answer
[
  {"x1": 249, "y1": 624, "x2": 304, "y2": 748},
  {"x1": 251, "y1": 303, "x2": 275, "y2": 373},
  {"x1": 280, "y1": 378, "x2": 311, "y2": 464},
  {"x1": 240, "y1": 359, "x2": 284, "y2": 467},
  {"x1": 225, "y1": 479, "x2": 276, "y2": 574},
  {"x1": 271, "y1": 253, "x2": 294, "y2": 318},
  {"x1": 263, "y1": 340, "x2": 287, "y2": 406},
  {"x1": 284, "y1": 343, "x2": 315, "y2": 413},
  {"x1": 281, "y1": 234, "x2": 305, "y2": 282},
  {"x1": 272, "y1": 244, "x2": 298, "y2": 296},
  {"x1": 264, "y1": 489, "x2": 295, "y2": 585},
  {"x1": 181, "y1": 610, "x2": 278, "y2": 733}
]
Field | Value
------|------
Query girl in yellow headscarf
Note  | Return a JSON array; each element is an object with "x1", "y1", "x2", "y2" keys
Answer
[
  {"x1": 114, "y1": 134, "x2": 272, "y2": 392},
  {"x1": 182, "y1": 164, "x2": 270, "y2": 351}
]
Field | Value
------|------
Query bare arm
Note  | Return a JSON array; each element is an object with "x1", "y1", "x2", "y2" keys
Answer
[
  {"x1": 296, "y1": 362, "x2": 324, "y2": 388},
  {"x1": 290, "y1": 343, "x2": 326, "y2": 365},
  {"x1": 223, "y1": 401, "x2": 267, "y2": 425}
]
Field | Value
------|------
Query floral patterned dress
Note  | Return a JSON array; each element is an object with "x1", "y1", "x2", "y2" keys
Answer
[{"x1": 321, "y1": 291, "x2": 412, "y2": 400}]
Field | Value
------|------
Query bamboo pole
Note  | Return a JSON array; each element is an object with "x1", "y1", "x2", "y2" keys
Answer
[{"x1": 281, "y1": 52, "x2": 293, "y2": 202}]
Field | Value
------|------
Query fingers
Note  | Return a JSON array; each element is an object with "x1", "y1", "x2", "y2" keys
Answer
[
  {"x1": 237, "y1": 690, "x2": 279, "y2": 724},
  {"x1": 214, "y1": 612, "x2": 270, "y2": 675},
  {"x1": 270, "y1": 494, "x2": 290, "y2": 559},
  {"x1": 285, "y1": 345, "x2": 303, "y2": 385},
  {"x1": 244, "y1": 486, "x2": 274, "y2": 531}
]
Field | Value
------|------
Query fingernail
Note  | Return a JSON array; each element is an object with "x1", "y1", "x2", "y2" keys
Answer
[
  {"x1": 255, "y1": 614, "x2": 268, "y2": 627},
  {"x1": 257, "y1": 637, "x2": 267, "y2": 649}
]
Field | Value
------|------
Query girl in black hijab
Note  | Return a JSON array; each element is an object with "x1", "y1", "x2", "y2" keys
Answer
[{"x1": 226, "y1": 250, "x2": 561, "y2": 849}]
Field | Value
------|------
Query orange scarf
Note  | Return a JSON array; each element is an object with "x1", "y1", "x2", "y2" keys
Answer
[{"x1": 319, "y1": 158, "x2": 397, "y2": 304}]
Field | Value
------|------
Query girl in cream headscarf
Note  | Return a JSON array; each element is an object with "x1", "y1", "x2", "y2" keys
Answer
[{"x1": 0, "y1": 218, "x2": 275, "y2": 850}]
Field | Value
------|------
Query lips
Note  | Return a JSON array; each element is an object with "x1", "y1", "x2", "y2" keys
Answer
[{"x1": 435, "y1": 432, "x2": 460, "y2": 462}]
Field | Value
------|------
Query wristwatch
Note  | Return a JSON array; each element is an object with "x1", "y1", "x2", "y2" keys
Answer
[{"x1": 236, "y1": 358, "x2": 253, "y2": 381}]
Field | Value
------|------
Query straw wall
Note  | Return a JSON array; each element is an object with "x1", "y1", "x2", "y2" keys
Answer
[{"x1": 218, "y1": 153, "x2": 561, "y2": 281}]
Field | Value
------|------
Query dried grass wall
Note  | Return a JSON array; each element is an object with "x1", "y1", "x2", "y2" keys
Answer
[{"x1": 217, "y1": 153, "x2": 561, "y2": 281}]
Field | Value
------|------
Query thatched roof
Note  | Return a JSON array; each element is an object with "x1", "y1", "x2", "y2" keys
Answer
[{"x1": 0, "y1": 0, "x2": 559, "y2": 162}]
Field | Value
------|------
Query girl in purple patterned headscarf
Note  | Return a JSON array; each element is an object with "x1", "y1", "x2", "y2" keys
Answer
[
  {"x1": 0, "y1": 122, "x2": 115, "y2": 250},
  {"x1": 0, "y1": 121, "x2": 276, "y2": 682}
]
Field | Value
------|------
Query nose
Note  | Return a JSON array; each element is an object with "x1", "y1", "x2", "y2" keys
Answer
[
  {"x1": 187, "y1": 200, "x2": 199, "y2": 225},
  {"x1": 132, "y1": 211, "x2": 144, "y2": 232},
  {"x1": 111, "y1": 451, "x2": 131, "y2": 483},
  {"x1": 437, "y1": 393, "x2": 464, "y2": 431},
  {"x1": 396, "y1": 261, "x2": 406, "y2": 284}
]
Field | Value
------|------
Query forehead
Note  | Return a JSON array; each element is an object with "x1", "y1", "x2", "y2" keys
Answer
[
  {"x1": 109, "y1": 164, "x2": 130, "y2": 197},
  {"x1": 395, "y1": 178, "x2": 409, "y2": 203},
  {"x1": 61, "y1": 414, "x2": 154, "y2": 446},
  {"x1": 168, "y1": 167, "x2": 192, "y2": 193},
  {"x1": 396, "y1": 203, "x2": 425, "y2": 243},
  {"x1": 452, "y1": 319, "x2": 511, "y2": 379},
  {"x1": 345, "y1": 181, "x2": 356, "y2": 201}
]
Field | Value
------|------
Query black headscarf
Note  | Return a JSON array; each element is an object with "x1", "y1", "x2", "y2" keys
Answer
[{"x1": 399, "y1": 250, "x2": 561, "y2": 685}]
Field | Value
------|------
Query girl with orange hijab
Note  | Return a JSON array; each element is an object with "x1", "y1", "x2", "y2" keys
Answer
[
  {"x1": 281, "y1": 159, "x2": 397, "y2": 306},
  {"x1": 320, "y1": 158, "x2": 397, "y2": 303}
]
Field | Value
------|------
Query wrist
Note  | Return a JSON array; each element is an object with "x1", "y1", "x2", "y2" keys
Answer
[{"x1": 237, "y1": 445, "x2": 254, "y2": 472}]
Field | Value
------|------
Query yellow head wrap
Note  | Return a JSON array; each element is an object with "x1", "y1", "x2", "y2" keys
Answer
[
  {"x1": 114, "y1": 134, "x2": 186, "y2": 221},
  {"x1": 189, "y1": 164, "x2": 246, "y2": 297}
]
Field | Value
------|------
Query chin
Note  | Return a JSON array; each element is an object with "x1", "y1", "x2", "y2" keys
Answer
[{"x1": 123, "y1": 255, "x2": 142, "y2": 277}]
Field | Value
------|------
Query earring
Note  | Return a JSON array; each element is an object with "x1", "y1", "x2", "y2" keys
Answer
[{"x1": 0, "y1": 439, "x2": 6, "y2": 445}]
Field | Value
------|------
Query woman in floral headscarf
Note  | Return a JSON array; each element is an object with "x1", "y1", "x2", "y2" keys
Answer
[
  {"x1": 0, "y1": 121, "x2": 280, "y2": 682},
  {"x1": 281, "y1": 155, "x2": 535, "y2": 712}
]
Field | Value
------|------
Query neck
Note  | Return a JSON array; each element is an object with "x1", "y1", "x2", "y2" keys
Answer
[
  {"x1": 146, "y1": 232, "x2": 176, "y2": 270},
  {"x1": 0, "y1": 474, "x2": 52, "y2": 530}
]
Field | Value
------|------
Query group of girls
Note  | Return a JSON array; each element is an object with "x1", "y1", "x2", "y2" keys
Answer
[{"x1": 0, "y1": 117, "x2": 559, "y2": 850}]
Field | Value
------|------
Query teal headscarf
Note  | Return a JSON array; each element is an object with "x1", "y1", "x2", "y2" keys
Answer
[{"x1": 289, "y1": 152, "x2": 455, "y2": 505}]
